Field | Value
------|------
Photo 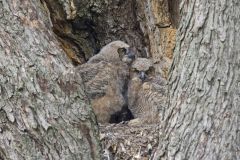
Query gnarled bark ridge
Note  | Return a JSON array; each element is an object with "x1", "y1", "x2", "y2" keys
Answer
[
  {"x1": 0, "y1": 1, "x2": 100, "y2": 159},
  {"x1": 157, "y1": 0, "x2": 240, "y2": 159}
]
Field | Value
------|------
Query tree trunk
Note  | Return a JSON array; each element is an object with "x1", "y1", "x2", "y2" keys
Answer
[
  {"x1": 157, "y1": 0, "x2": 239, "y2": 159},
  {"x1": 0, "y1": 1, "x2": 100, "y2": 159}
]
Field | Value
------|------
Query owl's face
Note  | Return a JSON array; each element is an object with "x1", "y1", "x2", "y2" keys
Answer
[
  {"x1": 109, "y1": 41, "x2": 135, "y2": 63},
  {"x1": 131, "y1": 58, "x2": 154, "y2": 81}
]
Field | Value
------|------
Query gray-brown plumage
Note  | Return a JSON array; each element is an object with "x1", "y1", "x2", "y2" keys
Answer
[
  {"x1": 88, "y1": 40, "x2": 135, "y2": 64},
  {"x1": 78, "y1": 41, "x2": 134, "y2": 123},
  {"x1": 128, "y1": 58, "x2": 167, "y2": 124}
]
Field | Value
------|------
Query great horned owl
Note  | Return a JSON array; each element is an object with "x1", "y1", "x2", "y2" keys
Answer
[
  {"x1": 78, "y1": 41, "x2": 135, "y2": 123},
  {"x1": 128, "y1": 58, "x2": 167, "y2": 124}
]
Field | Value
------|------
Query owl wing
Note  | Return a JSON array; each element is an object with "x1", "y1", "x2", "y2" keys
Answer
[{"x1": 78, "y1": 61, "x2": 117, "y2": 99}]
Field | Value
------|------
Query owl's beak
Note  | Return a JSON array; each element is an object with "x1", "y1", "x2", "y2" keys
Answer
[
  {"x1": 126, "y1": 48, "x2": 135, "y2": 60},
  {"x1": 122, "y1": 48, "x2": 136, "y2": 64},
  {"x1": 127, "y1": 52, "x2": 135, "y2": 60},
  {"x1": 139, "y1": 71, "x2": 146, "y2": 81}
]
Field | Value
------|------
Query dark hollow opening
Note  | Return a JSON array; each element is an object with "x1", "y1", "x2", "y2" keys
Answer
[
  {"x1": 109, "y1": 105, "x2": 134, "y2": 124},
  {"x1": 168, "y1": 0, "x2": 180, "y2": 28}
]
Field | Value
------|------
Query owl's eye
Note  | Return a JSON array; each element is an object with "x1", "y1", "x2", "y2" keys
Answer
[
  {"x1": 118, "y1": 48, "x2": 127, "y2": 57},
  {"x1": 146, "y1": 66, "x2": 155, "y2": 75}
]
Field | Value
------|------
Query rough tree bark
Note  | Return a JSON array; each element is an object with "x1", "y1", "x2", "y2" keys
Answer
[
  {"x1": 0, "y1": 0, "x2": 100, "y2": 159},
  {"x1": 157, "y1": 0, "x2": 239, "y2": 159}
]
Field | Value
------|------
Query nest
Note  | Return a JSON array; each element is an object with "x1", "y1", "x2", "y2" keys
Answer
[{"x1": 100, "y1": 122, "x2": 160, "y2": 160}]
